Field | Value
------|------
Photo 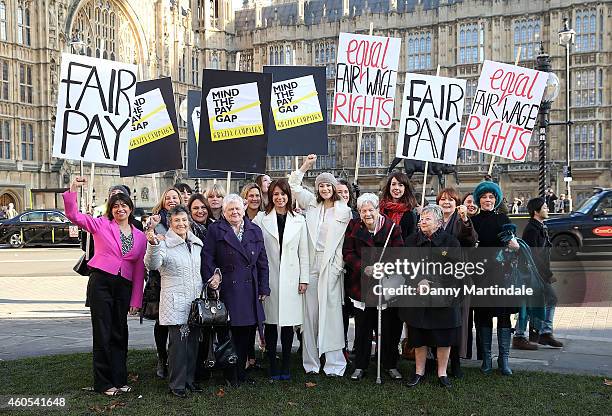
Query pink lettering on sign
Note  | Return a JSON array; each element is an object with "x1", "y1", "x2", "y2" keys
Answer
[{"x1": 488, "y1": 68, "x2": 541, "y2": 104}]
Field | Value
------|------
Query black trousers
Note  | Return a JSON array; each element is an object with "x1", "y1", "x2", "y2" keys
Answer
[
  {"x1": 264, "y1": 324, "x2": 294, "y2": 375},
  {"x1": 167, "y1": 325, "x2": 199, "y2": 391},
  {"x1": 231, "y1": 325, "x2": 256, "y2": 381},
  {"x1": 154, "y1": 321, "x2": 169, "y2": 362},
  {"x1": 474, "y1": 309, "x2": 512, "y2": 328},
  {"x1": 247, "y1": 325, "x2": 257, "y2": 362},
  {"x1": 88, "y1": 270, "x2": 132, "y2": 392},
  {"x1": 197, "y1": 326, "x2": 236, "y2": 383},
  {"x1": 353, "y1": 307, "x2": 403, "y2": 370}
]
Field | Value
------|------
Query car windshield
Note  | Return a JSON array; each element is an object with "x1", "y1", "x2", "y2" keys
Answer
[{"x1": 575, "y1": 195, "x2": 600, "y2": 214}]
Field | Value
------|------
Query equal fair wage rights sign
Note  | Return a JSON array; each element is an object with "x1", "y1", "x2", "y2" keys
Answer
[
  {"x1": 461, "y1": 60, "x2": 547, "y2": 162},
  {"x1": 52, "y1": 53, "x2": 137, "y2": 165},
  {"x1": 333, "y1": 33, "x2": 401, "y2": 128}
]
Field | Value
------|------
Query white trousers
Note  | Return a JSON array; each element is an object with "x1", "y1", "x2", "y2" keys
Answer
[{"x1": 302, "y1": 275, "x2": 346, "y2": 376}]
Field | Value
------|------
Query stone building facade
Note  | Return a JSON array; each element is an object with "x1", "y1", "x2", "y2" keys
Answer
[{"x1": 0, "y1": 0, "x2": 609, "y2": 212}]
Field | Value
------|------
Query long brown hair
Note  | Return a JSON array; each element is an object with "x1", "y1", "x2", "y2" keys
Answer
[
  {"x1": 381, "y1": 172, "x2": 417, "y2": 209},
  {"x1": 265, "y1": 179, "x2": 294, "y2": 216}
]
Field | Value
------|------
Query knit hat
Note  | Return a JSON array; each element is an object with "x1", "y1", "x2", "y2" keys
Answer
[
  {"x1": 473, "y1": 181, "x2": 503, "y2": 209},
  {"x1": 315, "y1": 172, "x2": 338, "y2": 188}
]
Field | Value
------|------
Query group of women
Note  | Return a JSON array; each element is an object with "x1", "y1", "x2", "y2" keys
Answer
[{"x1": 63, "y1": 154, "x2": 522, "y2": 397}]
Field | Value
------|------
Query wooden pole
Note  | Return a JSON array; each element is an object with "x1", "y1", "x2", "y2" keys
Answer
[
  {"x1": 487, "y1": 47, "x2": 522, "y2": 177},
  {"x1": 420, "y1": 65, "x2": 441, "y2": 207},
  {"x1": 353, "y1": 22, "x2": 374, "y2": 185},
  {"x1": 224, "y1": 52, "x2": 241, "y2": 195}
]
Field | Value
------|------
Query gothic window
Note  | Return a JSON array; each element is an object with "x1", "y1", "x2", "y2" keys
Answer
[
  {"x1": 0, "y1": 119, "x2": 9, "y2": 159},
  {"x1": 407, "y1": 32, "x2": 432, "y2": 71},
  {"x1": 573, "y1": 124, "x2": 598, "y2": 160},
  {"x1": 0, "y1": 60, "x2": 8, "y2": 100},
  {"x1": 316, "y1": 139, "x2": 337, "y2": 169},
  {"x1": 0, "y1": 2, "x2": 6, "y2": 41},
  {"x1": 574, "y1": 69, "x2": 600, "y2": 107},
  {"x1": 17, "y1": 6, "x2": 31, "y2": 46},
  {"x1": 575, "y1": 9, "x2": 597, "y2": 52},
  {"x1": 360, "y1": 133, "x2": 383, "y2": 167},
  {"x1": 179, "y1": 51, "x2": 186, "y2": 82},
  {"x1": 73, "y1": 0, "x2": 139, "y2": 64},
  {"x1": 19, "y1": 64, "x2": 32, "y2": 104},
  {"x1": 20, "y1": 122, "x2": 34, "y2": 161},
  {"x1": 285, "y1": 46, "x2": 291, "y2": 65},
  {"x1": 513, "y1": 18, "x2": 541, "y2": 59},
  {"x1": 458, "y1": 23, "x2": 481, "y2": 64},
  {"x1": 192, "y1": 52, "x2": 199, "y2": 85},
  {"x1": 211, "y1": 54, "x2": 219, "y2": 69}
]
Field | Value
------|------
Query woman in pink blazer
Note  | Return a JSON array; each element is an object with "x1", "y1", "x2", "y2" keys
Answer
[{"x1": 63, "y1": 176, "x2": 146, "y2": 397}]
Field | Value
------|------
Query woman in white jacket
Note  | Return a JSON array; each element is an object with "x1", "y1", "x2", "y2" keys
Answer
[
  {"x1": 289, "y1": 154, "x2": 351, "y2": 377},
  {"x1": 253, "y1": 179, "x2": 309, "y2": 381},
  {"x1": 144, "y1": 206, "x2": 210, "y2": 398}
]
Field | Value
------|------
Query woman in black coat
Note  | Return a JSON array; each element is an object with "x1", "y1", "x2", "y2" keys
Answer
[
  {"x1": 471, "y1": 181, "x2": 520, "y2": 376},
  {"x1": 400, "y1": 205, "x2": 461, "y2": 389},
  {"x1": 436, "y1": 187, "x2": 478, "y2": 377}
]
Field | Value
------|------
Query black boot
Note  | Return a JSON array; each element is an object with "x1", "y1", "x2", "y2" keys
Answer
[
  {"x1": 497, "y1": 328, "x2": 513, "y2": 375},
  {"x1": 450, "y1": 347, "x2": 463, "y2": 379},
  {"x1": 477, "y1": 327, "x2": 493, "y2": 375}
]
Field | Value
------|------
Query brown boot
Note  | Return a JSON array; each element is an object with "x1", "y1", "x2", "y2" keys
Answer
[
  {"x1": 512, "y1": 336, "x2": 538, "y2": 350},
  {"x1": 538, "y1": 333, "x2": 563, "y2": 348}
]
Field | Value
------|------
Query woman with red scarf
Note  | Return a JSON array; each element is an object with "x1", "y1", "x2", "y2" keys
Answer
[{"x1": 379, "y1": 172, "x2": 418, "y2": 240}]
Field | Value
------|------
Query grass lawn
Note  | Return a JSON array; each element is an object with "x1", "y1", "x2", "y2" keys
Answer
[{"x1": 1, "y1": 350, "x2": 610, "y2": 415}]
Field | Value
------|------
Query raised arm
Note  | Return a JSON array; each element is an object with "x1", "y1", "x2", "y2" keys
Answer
[
  {"x1": 62, "y1": 177, "x2": 103, "y2": 234},
  {"x1": 288, "y1": 154, "x2": 317, "y2": 208}
]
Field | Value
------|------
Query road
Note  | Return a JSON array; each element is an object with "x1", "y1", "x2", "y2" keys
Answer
[{"x1": 1, "y1": 247, "x2": 611, "y2": 376}]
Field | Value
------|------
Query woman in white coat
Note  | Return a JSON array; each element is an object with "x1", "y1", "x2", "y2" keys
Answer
[
  {"x1": 144, "y1": 205, "x2": 212, "y2": 398},
  {"x1": 253, "y1": 178, "x2": 309, "y2": 381},
  {"x1": 289, "y1": 154, "x2": 352, "y2": 377}
]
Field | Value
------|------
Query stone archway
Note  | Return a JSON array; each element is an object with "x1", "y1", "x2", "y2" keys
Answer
[
  {"x1": 0, "y1": 190, "x2": 21, "y2": 214},
  {"x1": 66, "y1": 0, "x2": 148, "y2": 74}
]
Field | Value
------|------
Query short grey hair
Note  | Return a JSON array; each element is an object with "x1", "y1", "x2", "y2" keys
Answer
[
  {"x1": 356, "y1": 193, "x2": 379, "y2": 211},
  {"x1": 167, "y1": 205, "x2": 189, "y2": 219},
  {"x1": 420, "y1": 205, "x2": 444, "y2": 226},
  {"x1": 222, "y1": 193, "x2": 245, "y2": 211}
]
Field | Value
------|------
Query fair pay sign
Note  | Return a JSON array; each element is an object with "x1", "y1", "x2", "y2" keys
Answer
[{"x1": 53, "y1": 54, "x2": 137, "y2": 165}]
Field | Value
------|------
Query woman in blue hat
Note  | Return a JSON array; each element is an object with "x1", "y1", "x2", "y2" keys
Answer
[{"x1": 471, "y1": 181, "x2": 520, "y2": 376}]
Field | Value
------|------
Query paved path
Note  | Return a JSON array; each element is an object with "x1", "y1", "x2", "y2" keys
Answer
[{"x1": 1, "y1": 248, "x2": 611, "y2": 377}]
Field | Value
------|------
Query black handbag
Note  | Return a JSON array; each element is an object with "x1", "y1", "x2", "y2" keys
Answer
[
  {"x1": 188, "y1": 284, "x2": 229, "y2": 327},
  {"x1": 140, "y1": 271, "x2": 161, "y2": 323},
  {"x1": 204, "y1": 331, "x2": 237, "y2": 369},
  {"x1": 73, "y1": 254, "x2": 90, "y2": 276}
]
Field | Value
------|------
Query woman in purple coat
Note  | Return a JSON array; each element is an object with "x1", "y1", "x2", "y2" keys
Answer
[{"x1": 201, "y1": 194, "x2": 270, "y2": 385}]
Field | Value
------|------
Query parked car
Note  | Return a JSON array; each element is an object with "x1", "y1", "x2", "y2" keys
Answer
[
  {"x1": 0, "y1": 209, "x2": 81, "y2": 248},
  {"x1": 546, "y1": 188, "x2": 612, "y2": 259}
]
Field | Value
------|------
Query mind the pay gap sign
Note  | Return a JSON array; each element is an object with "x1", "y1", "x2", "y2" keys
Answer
[
  {"x1": 462, "y1": 60, "x2": 547, "y2": 162},
  {"x1": 332, "y1": 33, "x2": 401, "y2": 129}
]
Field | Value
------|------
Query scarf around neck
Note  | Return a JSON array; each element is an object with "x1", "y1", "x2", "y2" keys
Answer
[{"x1": 379, "y1": 199, "x2": 410, "y2": 226}]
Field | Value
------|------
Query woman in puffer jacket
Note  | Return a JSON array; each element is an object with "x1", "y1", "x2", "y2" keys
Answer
[{"x1": 145, "y1": 205, "x2": 210, "y2": 398}]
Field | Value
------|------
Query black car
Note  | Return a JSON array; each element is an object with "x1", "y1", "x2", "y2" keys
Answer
[
  {"x1": 0, "y1": 209, "x2": 81, "y2": 248},
  {"x1": 545, "y1": 188, "x2": 612, "y2": 259}
]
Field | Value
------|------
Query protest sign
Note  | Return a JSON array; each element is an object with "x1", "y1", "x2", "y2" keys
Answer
[
  {"x1": 120, "y1": 77, "x2": 182, "y2": 177},
  {"x1": 332, "y1": 32, "x2": 401, "y2": 128},
  {"x1": 187, "y1": 90, "x2": 244, "y2": 179},
  {"x1": 263, "y1": 66, "x2": 327, "y2": 156},
  {"x1": 197, "y1": 70, "x2": 271, "y2": 174},
  {"x1": 396, "y1": 74, "x2": 466, "y2": 165},
  {"x1": 462, "y1": 60, "x2": 547, "y2": 162},
  {"x1": 52, "y1": 53, "x2": 137, "y2": 165}
]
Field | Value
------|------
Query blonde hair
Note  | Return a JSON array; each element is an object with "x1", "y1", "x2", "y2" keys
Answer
[
  {"x1": 205, "y1": 183, "x2": 226, "y2": 200},
  {"x1": 152, "y1": 187, "x2": 181, "y2": 214},
  {"x1": 240, "y1": 183, "x2": 263, "y2": 211}
]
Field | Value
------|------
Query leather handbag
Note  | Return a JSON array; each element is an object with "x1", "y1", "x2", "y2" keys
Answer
[
  {"x1": 188, "y1": 284, "x2": 229, "y2": 327},
  {"x1": 204, "y1": 331, "x2": 238, "y2": 369},
  {"x1": 73, "y1": 254, "x2": 90, "y2": 276}
]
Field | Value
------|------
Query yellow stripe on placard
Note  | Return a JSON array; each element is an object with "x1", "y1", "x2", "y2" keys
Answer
[
  {"x1": 132, "y1": 104, "x2": 167, "y2": 127},
  {"x1": 272, "y1": 91, "x2": 318, "y2": 115},
  {"x1": 275, "y1": 111, "x2": 323, "y2": 131},
  {"x1": 129, "y1": 124, "x2": 175, "y2": 149},
  {"x1": 209, "y1": 100, "x2": 262, "y2": 122},
  {"x1": 211, "y1": 124, "x2": 264, "y2": 141}
]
